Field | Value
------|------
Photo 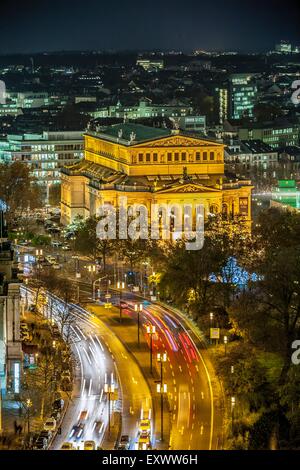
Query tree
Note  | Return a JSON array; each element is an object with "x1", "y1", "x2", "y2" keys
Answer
[
  {"x1": 75, "y1": 216, "x2": 117, "y2": 272},
  {"x1": 118, "y1": 239, "x2": 148, "y2": 271},
  {"x1": 0, "y1": 162, "x2": 42, "y2": 222},
  {"x1": 159, "y1": 236, "x2": 228, "y2": 319}
]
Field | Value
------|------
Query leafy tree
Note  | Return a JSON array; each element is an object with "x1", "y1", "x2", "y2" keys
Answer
[
  {"x1": 0, "y1": 162, "x2": 42, "y2": 222},
  {"x1": 75, "y1": 215, "x2": 116, "y2": 272}
]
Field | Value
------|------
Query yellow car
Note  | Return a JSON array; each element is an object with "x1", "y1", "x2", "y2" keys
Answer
[
  {"x1": 84, "y1": 440, "x2": 96, "y2": 450},
  {"x1": 61, "y1": 442, "x2": 74, "y2": 450}
]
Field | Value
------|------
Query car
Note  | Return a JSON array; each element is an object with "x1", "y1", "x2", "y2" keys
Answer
[
  {"x1": 52, "y1": 262, "x2": 61, "y2": 270},
  {"x1": 137, "y1": 435, "x2": 151, "y2": 450},
  {"x1": 51, "y1": 241, "x2": 62, "y2": 248},
  {"x1": 69, "y1": 422, "x2": 85, "y2": 440},
  {"x1": 93, "y1": 420, "x2": 104, "y2": 435},
  {"x1": 33, "y1": 437, "x2": 48, "y2": 450},
  {"x1": 51, "y1": 409, "x2": 61, "y2": 421},
  {"x1": 28, "y1": 304, "x2": 37, "y2": 312},
  {"x1": 61, "y1": 244, "x2": 71, "y2": 251},
  {"x1": 79, "y1": 410, "x2": 88, "y2": 421},
  {"x1": 46, "y1": 256, "x2": 56, "y2": 264},
  {"x1": 139, "y1": 419, "x2": 151, "y2": 436},
  {"x1": 39, "y1": 430, "x2": 52, "y2": 442},
  {"x1": 52, "y1": 398, "x2": 64, "y2": 411},
  {"x1": 43, "y1": 417, "x2": 56, "y2": 432},
  {"x1": 84, "y1": 440, "x2": 96, "y2": 450},
  {"x1": 118, "y1": 434, "x2": 130, "y2": 450},
  {"x1": 61, "y1": 371, "x2": 72, "y2": 382},
  {"x1": 61, "y1": 442, "x2": 74, "y2": 450}
]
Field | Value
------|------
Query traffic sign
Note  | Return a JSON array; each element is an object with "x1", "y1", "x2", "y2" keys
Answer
[
  {"x1": 104, "y1": 303, "x2": 112, "y2": 309},
  {"x1": 105, "y1": 294, "x2": 111, "y2": 299},
  {"x1": 210, "y1": 328, "x2": 220, "y2": 339}
]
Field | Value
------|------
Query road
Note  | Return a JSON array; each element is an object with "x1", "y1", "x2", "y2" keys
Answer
[
  {"x1": 20, "y1": 286, "x2": 152, "y2": 450},
  {"x1": 87, "y1": 287, "x2": 216, "y2": 450}
]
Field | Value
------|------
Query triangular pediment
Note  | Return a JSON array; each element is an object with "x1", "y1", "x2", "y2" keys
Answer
[
  {"x1": 156, "y1": 182, "x2": 221, "y2": 194},
  {"x1": 133, "y1": 134, "x2": 224, "y2": 148}
]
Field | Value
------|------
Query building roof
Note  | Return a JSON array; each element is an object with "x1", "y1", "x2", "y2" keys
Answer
[
  {"x1": 241, "y1": 140, "x2": 275, "y2": 154},
  {"x1": 87, "y1": 122, "x2": 172, "y2": 145}
]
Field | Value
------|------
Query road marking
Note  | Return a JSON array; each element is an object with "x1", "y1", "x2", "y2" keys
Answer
[
  {"x1": 200, "y1": 424, "x2": 204, "y2": 435},
  {"x1": 88, "y1": 378, "x2": 93, "y2": 396},
  {"x1": 201, "y1": 391, "x2": 204, "y2": 399},
  {"x1": 173, "y1": 379, "x2": 176, "y2": 385}
]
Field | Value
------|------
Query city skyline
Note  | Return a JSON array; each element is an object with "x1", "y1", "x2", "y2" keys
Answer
[{"x1": 1, "y1": 0, "x2": 300, "y2": 55}]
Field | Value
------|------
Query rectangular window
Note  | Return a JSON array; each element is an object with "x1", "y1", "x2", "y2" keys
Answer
[
  {"x1": 210, "y1": 152, "x2": 214, "y2": 160},
  {"x1": 153, "y1": 153, "x2": 158, "y2": 162},
  {"x1": 196, "y1": 152, "x2": 200, "y2": 161},
  {"x1": 203, "y1": 152, "x2": 207, "y2": 161},
  {"x1": 181, "y1": 152, "x2": 186, "y2": 161},
  {"x1": 146, "y1": 153, "x2": 150, "y2": 162},
  {"x1": 239, "y1": 197, "x2": 248, "y2": 216},
  {"x1": 168, "y1": 152, "x2": 172, "y2": 162},
  {"x1": 174, "y1": 153, "x2": 179, "y2": 161},
  {"x1": 138, "y1": 153, "x2": 143, "y2": 162}
]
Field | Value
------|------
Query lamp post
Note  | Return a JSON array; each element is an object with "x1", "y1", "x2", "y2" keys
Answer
[
  {"x1": 35, "y1": 249, "x2": 43, "y2": 279},
  {"x1": 224, "y1": 335, "x2": 228, "y2": 355},
  {"x1": 146, "y1": 324, "x2": 156, "y2": 374},
  {"x1": 26, "y1": 398, "x2": 32, "y2": 434},
  {"x1": 209, "y1": 312, "x2": 214, "y2": 344},
  {"x1": 104, "y1": 375, "x2": 115, "y2": 435},
  {"x1": 157, "y1": 352, "x2": 167, "y2": 440},
  {"x1": 231, "y1": 396, "x2": 236, "y2": 435},
  {"x1": 117, "y1": 281, "x2": 125, "y2": 323},
  {"x1": 156, "y1": 382, "x2": 167, "y2": 441},
  {"x1": 134, "y1": 303, "x2": 143, "y2": 346},
  {"x1": 92, "y1": 275, "x2": 108, "y2": 301}
]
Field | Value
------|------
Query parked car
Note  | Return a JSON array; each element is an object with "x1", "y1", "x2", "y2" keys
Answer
[
  {"x1": 118, "y1": 434, "x2": 130, "y2": 450},
  {"x1": 52, "y1": 399, "x2": 64, "y2": 411},
  {"x1": 43, "y1": 418, "x2": 56, "y2": 432},
  {"x1": 39, "y1": 430, "x2": 52, "y2": 442},
  {"x1": 33, "y1": 437, "x2": 48, "y2": 450},
  {"x1": 61, "y1": 442, "x2": 74, "y2": 450}
]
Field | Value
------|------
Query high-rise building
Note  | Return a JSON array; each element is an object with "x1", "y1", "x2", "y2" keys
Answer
[
  {"x1": 229, "y1": 74, "x2": 257, "y2": 120},
  {"x1": 0, "y1": 131, "x2": 84, "y2": 197},
  {"x1": 215, "y1": 87, "x2": 229, "y2": 124},
  {"x1": 275, "y1": 40, "x2": 292, "y2": 54}
]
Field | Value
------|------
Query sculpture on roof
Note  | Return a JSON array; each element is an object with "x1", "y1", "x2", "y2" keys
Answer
[
  {"x1": 118, "y1": 129, "x2": 123, "y2": 139},
  {"x1": 130, "y1": 131, "x2": 136, "y2": 143}
]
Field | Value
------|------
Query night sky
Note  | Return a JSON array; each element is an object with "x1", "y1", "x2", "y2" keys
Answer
[{"x1": 1, "y1": 0, "x2": 300, "y2": 54}]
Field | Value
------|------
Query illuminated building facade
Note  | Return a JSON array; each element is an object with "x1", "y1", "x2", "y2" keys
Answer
[{"x1": 61, "y1": 123, "x2": 253, "y2": 230}]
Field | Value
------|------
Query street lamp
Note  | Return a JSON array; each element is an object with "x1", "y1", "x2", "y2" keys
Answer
[
  {"x1": 209, "y1": 312, "x2": 214, "y2": 344},
  {"x1": 157, "y1": 352, "x2": 167, "y2": 440},
  {"x1": 156, "y1": 383, "x2": 167, "y2": 441},
  {"x1": 224, "y1": 335, "x2": 228, "y2": 355},
  {"x1": 93, "y1": 275, "x2": 108, "y2": 301},
  {"x1": 146, "y1": 324, "x2": 156, "y2": 374},
  {"x1": 26, "y1": 398, "x2": 32, "y2": 434},
  {"x1": 134, "y1": 303, "x2": 143, "y2": 346},
  {"x1": 117, "y1": 281, "x2": 125, "y2": 323},
  {"x1": 104, "y1": 375, "x2": 115, "y2": 435},
  {"x1": 35, "y1": 249, "x2": 43, "y2": 279},
  {"x1": 231, "y1": 396, "x2": 236, "y2": 434}
]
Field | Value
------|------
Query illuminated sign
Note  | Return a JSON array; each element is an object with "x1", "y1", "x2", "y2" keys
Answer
[{"x1": 14, "y1": 362, "x2": 20, "y2": 394}]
